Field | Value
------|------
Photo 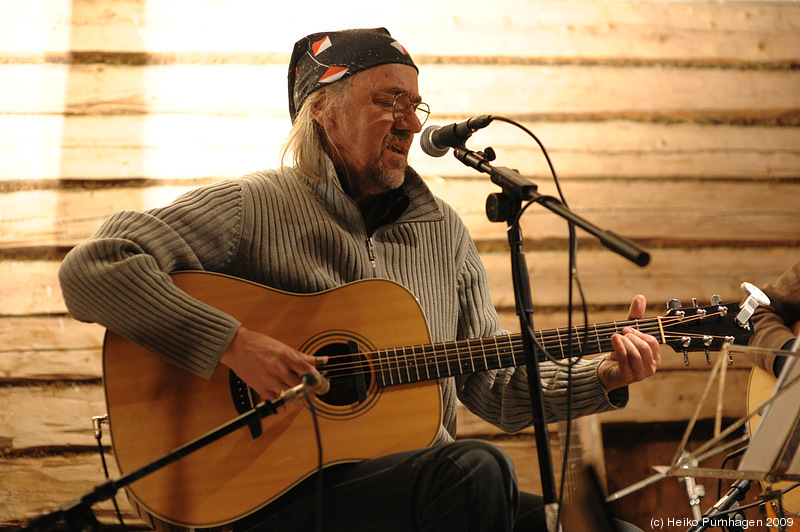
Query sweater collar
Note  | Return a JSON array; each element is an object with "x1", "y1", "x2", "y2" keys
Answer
[{"x1": 308, "y1": 157, "x2": 445, "y2": 228}]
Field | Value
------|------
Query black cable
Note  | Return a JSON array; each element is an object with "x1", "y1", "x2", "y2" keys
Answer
[
  {"x1": 307, "y1": 396, "x2": 324, "y2": 532},
  {"x1": 93, "y1": 419, "x2": 128, "y2": 532}
]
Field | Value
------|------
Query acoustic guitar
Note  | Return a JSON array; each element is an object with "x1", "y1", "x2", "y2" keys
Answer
[{"x1": 103, "y1": 271, "x2": 753, "y2": 531}]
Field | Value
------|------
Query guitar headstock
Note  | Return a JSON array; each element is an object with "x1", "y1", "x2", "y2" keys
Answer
[{"x1": 662, "y1": 296, "x2": 754, "y2": 364}]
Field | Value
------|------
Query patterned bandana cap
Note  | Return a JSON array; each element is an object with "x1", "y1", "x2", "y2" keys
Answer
[{"x1": 288, "y1": 27, "x2": 418, "y2": 122}]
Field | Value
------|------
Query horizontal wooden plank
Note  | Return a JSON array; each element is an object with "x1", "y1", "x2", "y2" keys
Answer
[
  {"x1": 3, "y1": 179, "x2": 797, "y2": 251},
  {"x1": 0, "y1": 384, "x2": 105, "y2": 450},
  {"x1": 428, "y1": 179, "x2": 800, "y2": 243},
  {"x1": 2, "y1": 0, "x2": 798, "y2": 63},
  {"x1": 0, "y1": 261, "x2": 70, "y2": 316},
  {"x1": 2, "y1": 246, "x2": 795, "y2": 316},
  {"x1": 0, "y1": 185, "x2": 199, "y2": 249},
  {"x1": 485, "y1": 246, "x2": 799, "y2": 310},
  {"x1": 0, "y1": 454, "x2": 144, "y2": 528},
  {"x1": 0, "y1": 317, "x2": 104, "y2": 382},
  {"x1": 2, "y1": 63, "x2": 797, "y2": 118},
  {"x1": 2, "y1": 115, "x2": 799, "y2": 180}
]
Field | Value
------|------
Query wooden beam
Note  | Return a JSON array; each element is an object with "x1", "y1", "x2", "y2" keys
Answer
[
  {"x1": 3, "y1": 63, "x2": 797, "y2": 118},
  {"x1": 3, "y1": 0, "x2": 798, "y2": 63},
  {"x1": 2, "y1": 115, "x2": 799, "y2": 180}
]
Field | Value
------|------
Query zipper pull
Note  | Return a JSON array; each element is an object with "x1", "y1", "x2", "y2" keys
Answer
[{"x1": 365, "y1": 237, "x2": 377, "y2": 274}]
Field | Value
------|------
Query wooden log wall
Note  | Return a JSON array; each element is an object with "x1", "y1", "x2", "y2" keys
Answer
[{"x1": 2, "y1": 1, "x2": 798, "y2": 530}]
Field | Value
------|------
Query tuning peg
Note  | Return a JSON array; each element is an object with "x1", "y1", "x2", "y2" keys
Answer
[
  {"x1": 710, "y1": 294, "x2": 728, "y2": 316},
  {"x1": 667, "y1": 299, "x2": 685, "y2": 319},
  {"x1": 724, "y1": 336, "x2": 735, "y2": 364},
  {"x1": 711, "y1": 294, "x2": 728, "y2": 316},
  {"x1": 681, "y1": 336, "x2": 691, "y2": 365}
]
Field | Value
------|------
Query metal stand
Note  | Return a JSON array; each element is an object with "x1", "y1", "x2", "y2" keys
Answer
[{"x1": 449, "y1": 144, "x2": 650, "y2": 532}]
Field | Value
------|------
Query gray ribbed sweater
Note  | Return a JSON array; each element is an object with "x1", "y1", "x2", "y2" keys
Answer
[{"x1": 59, "y1": 161, "x2": 626, "y2": 443}]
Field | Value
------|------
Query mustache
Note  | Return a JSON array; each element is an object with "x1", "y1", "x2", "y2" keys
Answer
[{"x1": 388, "y1": 128, "x2": 414, "y2": 145}]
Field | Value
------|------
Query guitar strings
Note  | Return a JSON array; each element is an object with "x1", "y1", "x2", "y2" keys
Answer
[
  {"x1": 317, "y1": 313, "x2": 731, "y2": 377},
  {"x1": 312, "y1": 310, "x2": 738, "y2": 382}
]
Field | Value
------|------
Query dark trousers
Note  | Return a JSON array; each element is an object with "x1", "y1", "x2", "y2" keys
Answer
[{"x1": 238, "y1": 439, "x2": 638, "y2": 532}]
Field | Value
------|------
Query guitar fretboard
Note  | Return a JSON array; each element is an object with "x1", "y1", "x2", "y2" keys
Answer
[{"x1": 371, "y1": 319, "x2": 647, "y2": 387}]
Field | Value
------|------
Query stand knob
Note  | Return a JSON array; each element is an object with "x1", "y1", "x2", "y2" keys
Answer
[{"x1": 486, "y1": 192, "x2": 514, "y2": 223}]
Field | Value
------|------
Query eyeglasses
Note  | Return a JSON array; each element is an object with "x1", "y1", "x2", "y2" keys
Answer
[{"x1": 353, "y1": 86, "x2": 430, "y2": 127}]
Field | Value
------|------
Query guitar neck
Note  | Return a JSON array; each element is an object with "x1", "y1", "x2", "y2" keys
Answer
[{"x1": 371, "y1": 317, "x2": 658, "y2": 387}]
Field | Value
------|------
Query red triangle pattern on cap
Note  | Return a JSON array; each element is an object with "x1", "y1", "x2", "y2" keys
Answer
[
  {"x1": 318, "y1": 66, "x2": 348, "y2": 84},
  {"x1": 390, "y1": 41, "x2": 409, "y2": 55},
  {"x1": 312, "y1": 36, "x2": 332, "y2": 56}
]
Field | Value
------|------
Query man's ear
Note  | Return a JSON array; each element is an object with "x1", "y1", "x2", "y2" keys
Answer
[{"x1": 309, "y1": 91, "x2": 328, "y2": 128}]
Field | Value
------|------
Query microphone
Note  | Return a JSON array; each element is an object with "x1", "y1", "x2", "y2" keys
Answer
[
  {"x1": 419, "y1": 115, "x2": 493, "y2": 157},
  {"x1": 279, "y1": 373, "x2": 330, "y2": 406},
  {"x1": 302, "y1": 372, "x2": 331, "y2": 395}
]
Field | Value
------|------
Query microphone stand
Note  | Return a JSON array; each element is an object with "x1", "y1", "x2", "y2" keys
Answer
[
  {"x1": 450, "y1": 146, "x2": 650, "y2": 532},
  {"x1": 20, "y1": 377, "x2": 321, "y2": 532},
  {"x1": 453, "y1": 147, "x2": 651, "y2": 267}
]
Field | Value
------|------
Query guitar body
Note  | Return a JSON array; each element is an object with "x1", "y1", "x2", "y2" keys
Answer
[
  {"x1": 104, "y1": 272, "x2": 442, "y2": 530},
  {"x1": 747, "y1": 364, "x2": 800, "y2": 527}
]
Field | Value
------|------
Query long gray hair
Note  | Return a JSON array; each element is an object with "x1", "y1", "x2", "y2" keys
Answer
[{"x1": 281, "y1": 77, "x2": 354, "y2": 178}]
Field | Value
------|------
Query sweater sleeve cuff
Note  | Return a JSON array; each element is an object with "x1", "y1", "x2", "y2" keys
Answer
[{"x1": 540, "y1": 355, "x2": 627, "y2": 420}]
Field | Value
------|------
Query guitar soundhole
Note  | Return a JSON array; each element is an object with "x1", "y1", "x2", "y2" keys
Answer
[{"x1": 315, "y1": 342, "x2": 372, "y2": 407}]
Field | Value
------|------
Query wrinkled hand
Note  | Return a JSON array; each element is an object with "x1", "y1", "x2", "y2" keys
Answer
[
  {"x1": 220, "y1": 325, "x2": 322, "y2": 403},
  {"x1": 597, "y1": 294, "x2": 661, "y2": 392}
]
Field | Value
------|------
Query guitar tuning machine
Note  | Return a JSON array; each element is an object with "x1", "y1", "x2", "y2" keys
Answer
[
  {"x1": 736, "y1": 282, "x2": 771, "y2": 329},
  {"x1": 691, "y1": 298, "x2": 707, "y2": 317},
  {"x1": 710, "y1": 294, "x2": 728, "y2": 316},
  {"x1": 703, "y1": 336, "x2": 714, "y2": 364},
  {"x1": 681, "y1": 336, "x2": 691, "y2": 365},
  {"x1": 725, "y1": 336, "x2": 735, "y2": 364},
  {"x1": 667, "y1": 299, "x2": 685, "y2": 319}
]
